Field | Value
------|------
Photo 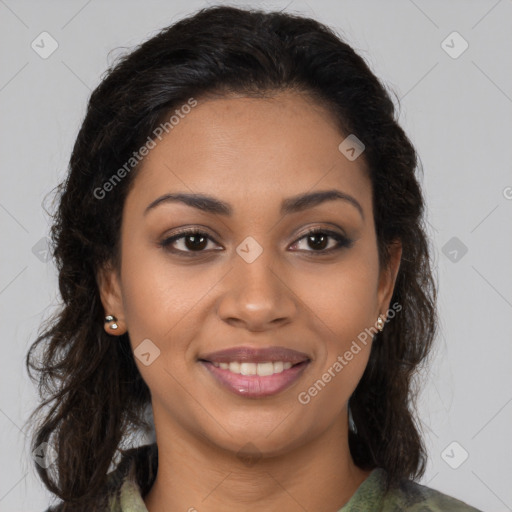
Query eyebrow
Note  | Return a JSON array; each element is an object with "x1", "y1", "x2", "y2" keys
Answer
[{"x1": 144, "y1": 189, "x2": 364, "y2": 220}]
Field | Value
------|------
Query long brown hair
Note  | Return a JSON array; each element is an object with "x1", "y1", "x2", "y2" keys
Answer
[{"x1": 25, "y1": 5, "x2": 437, "y2": 509}]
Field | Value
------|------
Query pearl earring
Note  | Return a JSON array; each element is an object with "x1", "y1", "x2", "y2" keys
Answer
[
  {"x1": 376, "y1": 315, "x2": 385, "y2": 332},
  {"x1": 104, "y1": 315, "x2": 119, "y2": 330}
]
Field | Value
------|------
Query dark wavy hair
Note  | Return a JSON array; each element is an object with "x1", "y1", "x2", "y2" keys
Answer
[{"x1": 25, "y1": 4, "x2": 437, "y2": 509}]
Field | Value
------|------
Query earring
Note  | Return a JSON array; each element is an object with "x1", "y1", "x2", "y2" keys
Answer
[
  {"x1": 104, "y1": 315, "x2": 119, "y2": 330},
  {"x1": 376, "y1": 315, "x2": 385, "y2": 332}
]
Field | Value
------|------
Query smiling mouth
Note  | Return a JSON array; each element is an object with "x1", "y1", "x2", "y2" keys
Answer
[
  {"x1": 198, "y1": 358, "x2": 311, "y2": 398},
  {"x1": 198, "y1": 359, "x2": 308, "y2": 376},
  {"x1": 196, "y1": 345, "x2": 311, "y2": 397}
]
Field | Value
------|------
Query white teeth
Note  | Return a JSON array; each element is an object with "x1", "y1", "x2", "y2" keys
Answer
[
  {"x1": 240, "y1": 362, "x2": 257, "y2": 375},
  {"x1": 228, "y1": 361, "x2": 240, "y2": 373},
  {"x1": 256, "y1": 362, "x2": 274, "y2": 376},
  {"x1": 210, "y1": 361, "x2": 297, "y2": 375},
  {"x1": 273, "y1": 361, "x2": 284, "y2": 373}
]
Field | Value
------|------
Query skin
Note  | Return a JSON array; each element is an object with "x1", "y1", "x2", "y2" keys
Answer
[{"x1": 98, "y1": 90, "x2": 402, "y2": 512}]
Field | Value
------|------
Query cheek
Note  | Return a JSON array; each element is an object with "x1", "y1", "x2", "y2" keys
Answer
[
  {"x1": 119, "y1": 239, "x2": 209, "y2": 344},
  {"x1": 292, "y1": 252, "x2": 379, "y2": 403},
  {"x1": 117, "y1": 244, "x2": 204, "y2": 401},
  {"x1": 299, "y1": 252, "x2": 380, "y2": 340}
]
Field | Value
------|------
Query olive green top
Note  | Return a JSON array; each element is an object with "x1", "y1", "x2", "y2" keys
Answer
[{"x1": 45, "y1": 443, "x2": 483, "y2": 511}]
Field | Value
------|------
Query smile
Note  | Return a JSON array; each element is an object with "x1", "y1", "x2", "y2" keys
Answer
[
  {"x1": 211, "y1": 360, "x2": 294, "y2": 375},
  {"x1": 199, "y1": 359, "x2": 310, "y2": 398}
]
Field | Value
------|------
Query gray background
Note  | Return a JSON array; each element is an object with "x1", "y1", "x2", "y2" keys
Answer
[{"x1": 1, "y1": 0, "x2": 511, "y2": 510}]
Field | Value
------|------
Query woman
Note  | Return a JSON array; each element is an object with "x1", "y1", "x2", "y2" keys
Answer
[{"x1": 26, "y1": 5, "x2": 482, "y2": 511}]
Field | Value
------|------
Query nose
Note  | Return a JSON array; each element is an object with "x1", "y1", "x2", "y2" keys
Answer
[{"x1": 216, "y1": 247, "x2": 297, "y2": 331}]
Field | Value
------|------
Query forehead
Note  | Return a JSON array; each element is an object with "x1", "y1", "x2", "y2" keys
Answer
[{"x1": 126, "y1": 91, "x2": 372, "y2": 219}]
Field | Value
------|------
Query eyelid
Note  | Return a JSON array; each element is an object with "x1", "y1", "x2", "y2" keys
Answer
[
  {"x1": 159, "y1": 224, "x2": 353, "y2": 256},
  {"x1": 159, "y1": 227, "x2": 220, "y2": 256},
  {"x1": 289, "y1": 227, "x2": 353, "y2": 253}
]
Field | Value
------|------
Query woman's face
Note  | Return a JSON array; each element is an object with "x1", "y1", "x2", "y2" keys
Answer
[{"x1": 99, "y1": 90, "x2": 401, "y2": 458}]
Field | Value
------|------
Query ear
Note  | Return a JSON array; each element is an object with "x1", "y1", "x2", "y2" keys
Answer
[
  {"x1": 376, "y1": 239, "x2": 402, "y2": 319},
  {"x1": 96, "y1": 262, "x2": 126, "y2": 335}
]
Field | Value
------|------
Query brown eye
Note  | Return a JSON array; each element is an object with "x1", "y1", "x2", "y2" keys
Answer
[
  {"x1": 159, "y1": 227, "x2": 353, "y2": 257},
  {"x1": 181, "y1": 233, "x2": 208, "y2": 251},
  {"x1": 159, "y1": 229, "x2": 219, "y2": 255},
  {"x1": 290, "y1": 228, "x2": 353, "y2": 254},
  {"x1": 306, "y1": 232, "x2": 329, "y2": 250}
]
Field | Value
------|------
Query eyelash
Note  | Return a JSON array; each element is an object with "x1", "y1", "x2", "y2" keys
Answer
[{"x1": 158, "y1": 227, "x2": 353, "y2": 257}]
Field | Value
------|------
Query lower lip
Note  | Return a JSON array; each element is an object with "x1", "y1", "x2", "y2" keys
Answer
[{"x1": 199, "y1": 361, "x2": 310, "y2": 398}]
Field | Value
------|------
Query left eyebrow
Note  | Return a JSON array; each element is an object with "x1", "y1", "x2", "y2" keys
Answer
[
  {"x1": 144, "y1": 189, "x2": 364, "y2": 221},
  {"x1": 280, "y1": 189, "x2": 364, "y2": 220}
]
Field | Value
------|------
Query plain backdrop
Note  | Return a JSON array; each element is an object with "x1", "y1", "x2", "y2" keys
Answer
[{"x1": 1, "y1": 1, "x2": 511, "y2": 511}]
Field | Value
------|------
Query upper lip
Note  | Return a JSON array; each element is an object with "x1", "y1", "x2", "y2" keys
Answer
[{"x1": 198, "y1": 346, "x2": 311, "y2": 364}]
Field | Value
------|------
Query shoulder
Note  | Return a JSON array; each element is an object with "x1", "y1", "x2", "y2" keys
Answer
[
  {"x1": 341, "y1": 468, "x2": 483, "y2": 512},
  {"x1": 386, "y1": 477, "x2": 483, "y2": 512},
  {"x1": 42, "y1": 443, "x2": 158, "y2": 512}
]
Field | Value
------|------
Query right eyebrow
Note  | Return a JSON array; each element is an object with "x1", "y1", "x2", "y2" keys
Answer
[{"x1": 144, "y1": 193, "x2": 232, "y2": 216}]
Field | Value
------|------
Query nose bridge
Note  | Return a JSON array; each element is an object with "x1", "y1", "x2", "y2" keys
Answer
[
  {"x1": 233, "y1": 237, "x2": 281, "y2": 303},
  {"x1": 217, "y1": 236, "x2": 295, "y2": 327}
]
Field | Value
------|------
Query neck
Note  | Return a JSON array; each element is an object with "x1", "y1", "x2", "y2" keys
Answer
[{"x1": 144, "y1": 409, "x2": 372, "y2": 512}]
